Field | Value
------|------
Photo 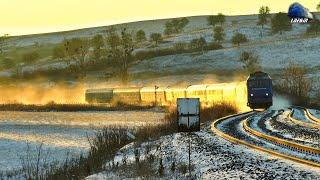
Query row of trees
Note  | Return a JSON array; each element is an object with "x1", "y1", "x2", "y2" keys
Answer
[
  {"x1": 209, "y1": 7, "x2": 320, "y2": 38},
  {"x1": 136, "y1": 17, "x2": 190, "y2": 44},
  {"x1": 136, "y1": 30, "x2": 163, "y2": 45},
  {"x1": 207, "y1": 13, "x2": 226, "y2": 27},
  {"x1": 256, "y1": 5, "x2": 320, "y2": 35},
  {"x1": 212, "y1": 25, "x2": 248, "y2": 46},
  {"x1": 52, "y1": 28, "x2": 134, "y2": 83},
  {"x1": 164, "y1": 17, "x2": 189, "y2": 35}
]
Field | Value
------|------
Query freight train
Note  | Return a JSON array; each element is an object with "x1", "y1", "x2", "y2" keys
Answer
[{"x1": 85, "y1": 82, "x2": 248, "y2": 107}]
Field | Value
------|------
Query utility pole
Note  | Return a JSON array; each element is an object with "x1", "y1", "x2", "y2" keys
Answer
[
  {"x1": 188, "y1": 112, "x2": 191, "y2": 177},
  {"x1": 154, "y1": 85, "x2": 159, "y2": 106}
]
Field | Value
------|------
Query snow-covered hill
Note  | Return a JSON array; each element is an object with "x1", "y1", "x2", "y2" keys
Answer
[{"x1": 86, "y1": 122, "x2": 320, "y2": 179}]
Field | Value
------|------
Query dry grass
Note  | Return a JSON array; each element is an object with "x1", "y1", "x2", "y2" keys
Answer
[
  {"x1": 0, "y1": 102, "x2": 156, "y2": 112},
  {"x1": 1, "y1": 102, "x2": 237, "y2": 179},
  {"x1": 43, "y1": 117, "x2": 178, "y2": 179},
  {"x1": 164, "y1": 103, "x2": 238, "y2": 124},
  {"x1": 200, "y1": 103, "x2": 238, "y2": 123}
]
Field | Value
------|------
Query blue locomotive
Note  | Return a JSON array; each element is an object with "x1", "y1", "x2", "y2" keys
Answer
[{"x1": 247, "y1": 71, "x2": 273, "y2": 109}]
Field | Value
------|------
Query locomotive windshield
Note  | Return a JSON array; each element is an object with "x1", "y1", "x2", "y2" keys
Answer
[{"x1": 248, "y1": 79, "x2": 271, "y2": 88}]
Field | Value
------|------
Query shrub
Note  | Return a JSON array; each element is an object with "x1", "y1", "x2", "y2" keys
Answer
[
  {"x1": 135, "y1": 30, "x2": 147, "y2": 43},
  {"x1": 189, "y1": 37, "x2": 207, "y2": 51},
  {"x1": 239, "y1": 51, "x2": 261, "y2": 73},
  {"x1": 281, "y1": 62, "x2": 311, "y2": 100},
  {"x1": 22, "y1": 51, "x2": 40, "y2": 64},
  {"x1": 200, "y1": 103, "x2": 238, "y2": 122},
  {"x1": 0, "y1": 57, "x2": 15, "y2": 69},
  {"x1": 150, "y1": 33, "x2": 163, "y2": 46},
  {"x1": 134, "y1": 42, "x2": 222, "y2": 61},
  {"x1": 231, "y1": 33, "x2": 248, "y2": 46},
  {"x1": 213, "y1": 26, "x2": 225, "y2": 43},
  {"x1": 207, "y1": 13, "x2": 225, "y2": 26},
  {"x1": 164, "y1": 17, "x2": 189, "y2": 35},
  {"x1": 271, "y1": 12, "x2": 292, "y2": 34},
  {"x1": 174, "y1": 42, "x2": 187, "y2": 51},
  {"x1": 306, "y1": 19, "x2": 320, "y2": 35},
  {"x1": 52, "y1": 45, "x2": 66, "y2": 59}
]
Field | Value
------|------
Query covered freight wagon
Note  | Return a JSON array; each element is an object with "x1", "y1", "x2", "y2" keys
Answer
[
  {"x1": 165, "y1": 86, "x2": 187, "y2": 103},
  {"x1": 186, "y1": 85, "x2": 208, "y2": 103},
  {"x1": 113, "y1": 87, "x2": 141, "y2": 103},
  {"x1": 85, "y1": 88, "x2": 113, "y2": 103},
  {"x1": 140, "y1": 86, "x2": 166, "y2": 105}
]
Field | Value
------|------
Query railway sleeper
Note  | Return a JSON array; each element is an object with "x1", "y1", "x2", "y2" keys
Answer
[
  {"x1": 248, "y1": 127, "x2": 317, "y2": 156},
  {"x1": 265, "y1": 137, "x2": 316, "y2": 156}
]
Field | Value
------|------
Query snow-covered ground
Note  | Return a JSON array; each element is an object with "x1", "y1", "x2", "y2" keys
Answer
[
  {"x1": 87, "y1": 122, "x2": 320, "y2": 179},
  {"x1": 3, "y1": 14, "x2": 320, "y2": 82},
  {"x1": 309, "y1": 109, "x2": 320, "y2": 119},
  {"x1": 130, "y1": 35, "x2": 320, "y2": 75},
  {"x1": 258, "y1": 111, "x2": 320, "y2": 148},
  {"x1": 266, "y1": 110, "x2": 320, "y2": 148},
  {"x1": 0, "y1": 111, "x2": 166, "y2": 128},
  {"x1": 0, "y1": 111, "x2": 165, "y2": 174},
  {"x1": 292, "y1": 108, "x2": 314, "y2": 123}
]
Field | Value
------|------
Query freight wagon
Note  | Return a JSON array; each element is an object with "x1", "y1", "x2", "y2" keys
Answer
[{"x1": 85, "y1": 82, "x2": 248, "y2": 107}]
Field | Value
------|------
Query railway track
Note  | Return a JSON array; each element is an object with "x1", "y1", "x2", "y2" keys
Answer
[
  {"x1": 305, "y1": 108, "x2": 320, "y2": 123},
  {"x1": 211, "y1": 110, "x2": 320, "y2": 168},
  {"x1": 256, "y1": 111, "x2": 320, "y2": 148},
  {"x1": 289, "y1": 108, "x2": 320, "y2": 129}
]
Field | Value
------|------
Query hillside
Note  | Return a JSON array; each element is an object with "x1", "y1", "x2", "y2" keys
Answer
[{"x1": 1, "y1": 14, "x2": 320, "y2": 91}]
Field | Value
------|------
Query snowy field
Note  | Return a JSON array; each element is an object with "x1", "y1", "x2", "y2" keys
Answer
[
  {"x1": 292, "y1": 108, "x2": 314, "y2": 123},
  {"x1": 3, "y1": 14, "x2": 320, "y2": 83},
  {"x1": 309, "y1": 109, "x2": 320, "y2": 119},
  {"x1": 87, "y1": 122, "x2": 320, "y2": 179},
  {"x1": 0, "y1": 111, "x2": 165, "y2": 173}
]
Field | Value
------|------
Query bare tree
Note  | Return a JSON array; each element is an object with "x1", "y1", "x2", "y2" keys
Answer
[
  {"x1": 282, "y1": 62, "x2": 311, "y2": 99},
  {"x1": 91, "y1": 34, "x2": 105, "y2": 63},
  {"x1": 150, "y1": 33, "x2": 162, "y2": 46},
  {"x1": 106, "y1": 28, "x2": 134, "y2": 84},
  {"x1": 257, "y1": 6, "x2": 270, "y2": 37},
  {"x1": 0, "y1": 34, "x2": 9, "y2": 55},
  {"x1": 257, "y1": 6, "x2": 270, "y2": 29},
  {"x1": 63, "y1": 38, "x2": 90, "y2": 77}
]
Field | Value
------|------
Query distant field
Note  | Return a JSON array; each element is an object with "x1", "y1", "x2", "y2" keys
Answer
[
  {"x1": 3, "y1": 43, "x2": 56, "y2": 65},
  {"x1": 0, "y1": 110, "x2": 166, "y2": 173}
]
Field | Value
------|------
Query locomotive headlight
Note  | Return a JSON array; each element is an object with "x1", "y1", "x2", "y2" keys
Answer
[
  {"x1": 266, "y1": 93, "x2": 269, "y2": 96},
  {"x1": 250, "y1": 93, "x2": 253, "y2": 97}
]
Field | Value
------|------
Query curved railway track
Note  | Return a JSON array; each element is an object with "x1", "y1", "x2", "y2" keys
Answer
[
  {"x1": 305, "y1": 108, "x2": 320, "y2": 123},
  {"x1": 288, "y1": 108, "x2": 320, "y2": 129},
  {"x1": 211, "y1": 111, "x2": 320, "y2": 168},
  {"x1": 256, "y1": 112, "x2": 320, "y2": 148}
]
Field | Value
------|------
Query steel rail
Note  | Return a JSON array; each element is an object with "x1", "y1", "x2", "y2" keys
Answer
[
  {"x1": 288, "y1": 108, "x2": 320, "y2": 129},
  {"x1": 243, "y1": 118, "x2": 320, "y2": 156},
  {"x1": 211, "y1": 112, "x2": 320, "y2": 168}
]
